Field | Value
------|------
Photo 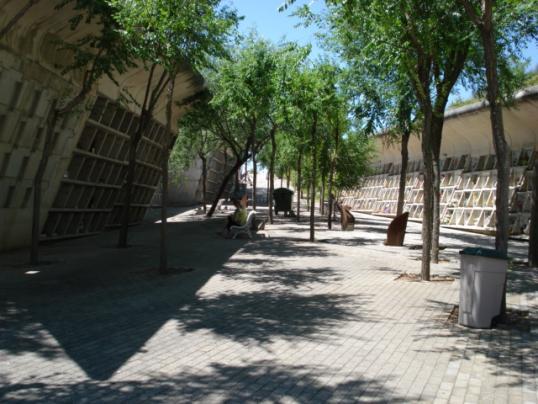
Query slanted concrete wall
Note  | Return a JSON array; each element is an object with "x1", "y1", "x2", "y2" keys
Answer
[
  {"x1": 0, "y1": 0, "x2": 205, "y2": 251},
  {"x1": 0, "y1": 47, "x2": 93, "y2": 250}
]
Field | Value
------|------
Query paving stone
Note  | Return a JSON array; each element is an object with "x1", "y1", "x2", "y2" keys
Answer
[{"x1": 0, "y1": 210, "x2": 535, "y2": 403}]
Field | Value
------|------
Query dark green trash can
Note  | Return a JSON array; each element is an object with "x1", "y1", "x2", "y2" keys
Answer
[{"x1": 273, "y1": 188, "x2": 294, "y2": 216}]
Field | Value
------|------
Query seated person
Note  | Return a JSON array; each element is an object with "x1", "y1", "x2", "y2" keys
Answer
[{"x1": 223, "y1": 198, "x2": 247, "y2": 236}]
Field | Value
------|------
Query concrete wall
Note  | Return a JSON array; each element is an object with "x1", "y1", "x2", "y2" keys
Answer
[
  {"x1": 169, "y1": 159, "x2": 204, "y2": 206},
  {"x1": 372, "y1": 86, "x2": 538, "y2": 165},
  {"x1": 152, "y1": 149, "x2": 237, "y2": 207},
  {"x1": 0, "y1": 20, "x2": 93, "y2": 250}
]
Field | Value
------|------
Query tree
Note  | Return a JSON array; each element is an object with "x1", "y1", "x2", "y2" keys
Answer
[
  {"x1": 317, "y1": 1, "x2": 473, "y2": 280},
  {"x1": 267, "y1": 43, "x2": 312, "y2": 224},
  {"x1": 173, "y1": 114, "x2": 222, "y2": 213},
  {"x1": 273, "y1": 106, "x2": 309, "y2": 222},
  {"x1": 338, "y1": 49, "x2": 419, "y2": 218},
  {"x1": 289, "y1": 63, "x2": 341, "y2": 241},
  {"x1": 251, "y1": 144, "x2": 258, "y2": 210},
  {"x1": 383, "y1": 89, "x2": 419, "y2": 217},
  {"x1": 457, "y1": 0, "x2": 537, "y2": 260},
  {"x1": 180, "y1": 38, "x2": 283, "y2": 217},
  {"x1": 29, "y1": 0, "x2": 134, "y2": 265},
  {"x1": 333, "y1": 132, "x2": 373, "y2": 191},
  {"x1": 110, "y1": 0, "x2": 239, "y2": 258}
]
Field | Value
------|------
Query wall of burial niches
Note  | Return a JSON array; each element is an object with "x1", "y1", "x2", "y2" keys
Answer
[
  {"x1": 342, "y1": 87, "x2": 538, "y2": 236},
  {"x1": 0, "y1": 0, "x2": 205, "y2": 250},
  {"x1": 42, "y1": 96, "x2": 170, "y2": 240},
  {"x1": 341, "y1": 149, "x2": 535, "y2": 235}
]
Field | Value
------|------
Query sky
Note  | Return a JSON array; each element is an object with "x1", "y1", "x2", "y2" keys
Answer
[
  {"x1": 230, "y1": 0, "x2": 538, "y2": 102},
  {"x1": 231, "y1": 0, "x2": 326, "y2": 58}
]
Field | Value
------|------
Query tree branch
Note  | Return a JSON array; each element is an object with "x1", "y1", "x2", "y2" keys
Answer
[
  {"x1": 457, "y1": 0, "x2": 483, "y2": 28},
  {"x1": 148, "y1": 70, "x2": 170, "y2": 113},
  {"x1": 0, "y1": 0, "x2": 41, "y2": 39},
  {"x1": 59, "y1": 47, "x2": 105, "y2": 115}
]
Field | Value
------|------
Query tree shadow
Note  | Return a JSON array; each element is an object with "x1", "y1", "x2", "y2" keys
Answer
[
  {"x1": 175, "y1": 291, "x2": 371, "y2": 344},
  {"x1": 0, "y1": 212, "x2": 369, "y2": 382},
  {"x1": 221, "y1": 262, "x2": 343, "y2": 288},
  {"x1": 0, "y1": 216, "x2": 250, "y2": 380},
  {"x1": 0, "y1": 360, "x2": 410, "y2": 403},
  {"x1": 244, "y1": 238, "x2": 333, "y2": 258},
  {"x1": 508, "y1": 264, "x2": 538, "y2": 295},
  {"x1": 318, "y1": 238, "x2": 383, "y2": 247},
  {"x1": 414, "y1": 298, "x2": 537, "y2": 385},
  {"x1": 0, "y1": 302, "x2": 63, "y2": 359}
]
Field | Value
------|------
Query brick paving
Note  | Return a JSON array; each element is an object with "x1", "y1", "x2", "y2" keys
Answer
[{"x1": 0, "y1": 209, "x2": 536, "y2": 403}]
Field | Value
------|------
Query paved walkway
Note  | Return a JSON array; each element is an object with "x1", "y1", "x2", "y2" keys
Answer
[{"x1": 0, "y1": 209, "x2": 536, "y2": 403}]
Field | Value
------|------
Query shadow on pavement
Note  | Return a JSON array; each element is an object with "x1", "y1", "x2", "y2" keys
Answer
[
  {"x1": 0, "y1": 216, "x2": 247, "y2": 380},
  {"x1": 0, "y1": 212, "x2": 366, "y2": 382},
  {"x1": 175, "y1": 290, "x2": 369, "y2": 344},
  {"x1": 0, "y1": 360, "x2": 410, "y2": 403},
  {"x1": 415, "y1": 297, "x2": 536, "y2": 382}
]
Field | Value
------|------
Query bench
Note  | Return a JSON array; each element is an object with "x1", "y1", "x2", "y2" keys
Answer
[{"x1": 229, "y1": 211, "x2": 257, "y2": 239}]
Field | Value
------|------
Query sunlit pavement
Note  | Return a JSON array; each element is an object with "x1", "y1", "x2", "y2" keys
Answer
[{"x1": 1, "y1": 208, "x2": 536, "y2": 403}]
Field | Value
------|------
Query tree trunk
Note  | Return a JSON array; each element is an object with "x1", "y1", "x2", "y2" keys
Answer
[
  {"x1": 485, "y1": 40, "x2": 510, "y2": 315},
  {"x1": 201, "y1": 155, "x2": 207, "y2": 213},
  {"x1": 252, "y1": 145, "x2": 257, "y2": 210},
  {"x1": 476, "y1": 4, "x2": 510, "y2": 314},
  {"x1": 432, "y1": 156, "x2": 441, "y2": 263},
  {"x1": 30, "y1": 103, "x2": 58, "y2": 265},
  {"x1": 327, "y1": 176, "x2": 334, "y2": 230},
  {"x1": 269, "y1": 127, "x2": 276, "y2": 224},
  {"x1": 159, "y1": 78, "x2": 175, "y2": 274},
  {"x1": 306, "y1": 181, "x2": 310, "y2": 213},
  {"x1": 286, "y1": 168, "x2": 290, "y2": 188},
  {"x1": 529, "y1": 159, "x2": 538, "y2": 267},
  {"x1": 421, "y1": 110, "x2": 434, "y2": 281},
  {"x1": 396, "y1": 130, "x2": 411, "y2": 217},
  {"x1": 310, "y1": 114, "x2": 318, "y2": 242},
  {"x1": 327, "y1": 125, "x2": 339, "y2": 229},
  {"x1": 430, "y1": 114, "x2": 445, "y2": 263},
  {"x1": 482, "y1": 37, "x2": 509, "y2": 258},
  {"x1": 266, "y1": 171, "x2": 270, "y2": 208},
  {"x1": 207, "y1": 158, "x2": 245, "y2": 217},
  {"x1": 118, "y1": 65, "x2": 163, "y2": 248},
  {"x1": 320, "y1": 176, "x2": 325, "y2": 216},
  {"x1": 296, "y1": 153, "x2": 302, "y2": 222},
  {"x1": 234, "y1": 168, "x2": 239, "y2": 189}
]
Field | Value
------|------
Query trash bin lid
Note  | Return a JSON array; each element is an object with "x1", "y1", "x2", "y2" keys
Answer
[
  {"x1": 459, "y1": 247, "x2": 507, "y2": 260},
  {"x1": 273, "y1": 188, "x2": 293, "y2": 195}
]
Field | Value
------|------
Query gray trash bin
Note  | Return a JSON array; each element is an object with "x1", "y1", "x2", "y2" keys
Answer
[{"x1": 458, "y1": 247, "x2": 508, "y2": 328}]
